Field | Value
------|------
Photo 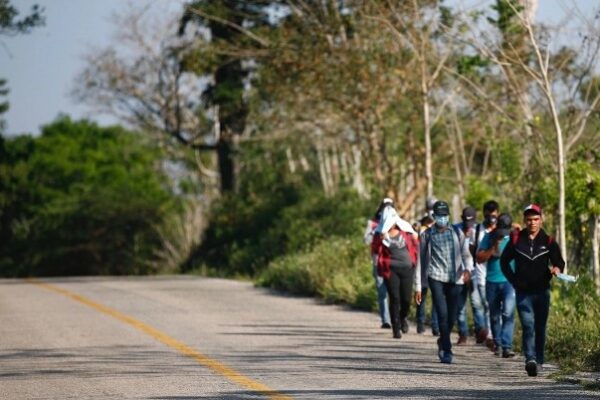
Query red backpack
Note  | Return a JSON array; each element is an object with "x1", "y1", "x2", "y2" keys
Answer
[{"x1": 510, "y1": 229, "x2": 554, "y2": 246}]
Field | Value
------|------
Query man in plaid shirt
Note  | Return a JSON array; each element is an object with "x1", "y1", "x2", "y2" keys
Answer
[{"x1": 414, "y1": 200, "x2": 474, "y2": 364}]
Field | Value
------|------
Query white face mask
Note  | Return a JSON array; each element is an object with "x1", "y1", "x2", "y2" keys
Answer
[{"x1": 434, "y1": 215, "x2": 449, "y2": 228}]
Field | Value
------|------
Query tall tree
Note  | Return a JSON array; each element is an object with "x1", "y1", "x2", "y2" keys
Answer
[{"x1": 178, "y1": 1, "x2": 278, "y2": 192}]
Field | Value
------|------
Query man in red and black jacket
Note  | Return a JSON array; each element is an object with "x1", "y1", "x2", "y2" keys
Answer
[{"x1": 500, "y1": 204, "x2": 565, "y2": 377}]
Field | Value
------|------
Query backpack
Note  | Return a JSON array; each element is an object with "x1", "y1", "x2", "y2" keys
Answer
[
  {"x1": 510, "y1": 229, "x2": 554, "y2": 246},
  {"x1": 470, "y1": 223, "x2": 482, "y2": 260},
  {"x1": 423, "y1": 224, "x2": 465, "y2": 252}
]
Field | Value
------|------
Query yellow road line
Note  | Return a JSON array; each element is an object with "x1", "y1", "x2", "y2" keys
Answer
[{"x1": 27, "y1": 278, "x2": 292, "y2": 400}]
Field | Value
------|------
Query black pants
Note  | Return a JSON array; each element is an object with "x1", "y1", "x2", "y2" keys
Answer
[{"x1": 385, "y1": 266, "x2": 414, "y2": 335}]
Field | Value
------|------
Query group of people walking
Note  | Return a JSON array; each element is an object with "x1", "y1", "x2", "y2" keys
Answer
[{"x1": 364, "y1": 198, "x2": 565, "y2": 376}]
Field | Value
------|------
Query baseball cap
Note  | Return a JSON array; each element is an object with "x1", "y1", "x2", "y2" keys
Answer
[
  {"x1": 432, "y1": 200, "x2": 450, "y2": 216},
  {"x1": 382, "y1": 197, "x2": 394, "y2": 205},
  {"x1": 461, "y1": 206, "x2": 477, "y2": 227},
  {"x1": 523, "y1": 204, "x2": 542, "y2": 216},
  {"x1": 495, "y1": 213, "x2": 513, "y2": 237}
]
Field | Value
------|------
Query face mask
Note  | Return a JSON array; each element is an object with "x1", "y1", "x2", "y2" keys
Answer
[
  {"x1": 435, "y1": 215, "x2": 449, "y2": 228},
  {"x1": 485, "y1": 215, "x2": 497, "y2": 226}
]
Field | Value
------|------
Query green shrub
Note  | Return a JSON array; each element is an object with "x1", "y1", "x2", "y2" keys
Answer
[
  {"x1": 257, "y1": 236, "x2": 376, "y2": 311},
  {"x1": 193, "y1": 187, "x2": 370, "y2": 277},
  {"x1": 546, "y1": 276, "x2": 600, "y2": 372}
]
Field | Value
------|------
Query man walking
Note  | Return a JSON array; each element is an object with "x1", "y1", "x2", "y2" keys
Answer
[
  {"x1": 477, "y1": 213, "x2": 516, "y2": 358},
  {"x1": 454, "y1": 206, "x2": 478, "y2": 346},
  {"x1": 415, "y1": 200, "x2": 474, "y2": 364},
  {"x1": 500, "y1": 204, "x2": 565, "y2": 376},
  {"x1": 470, "y1": 200, "x2": 500, "y2": 348}
]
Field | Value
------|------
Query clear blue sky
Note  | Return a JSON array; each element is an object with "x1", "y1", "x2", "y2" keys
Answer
[
  {"x1": 2, "y1": 0, "x2": 185, "y2": 136},
  {"x1": 1, "y1": 0, "x2": 597, "y2": 136}
]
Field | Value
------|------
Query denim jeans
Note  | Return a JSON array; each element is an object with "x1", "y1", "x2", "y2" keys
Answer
[
  {"x1": 457, "y1": 283, "x2": 489, "y2": 337},
  {"x1": 429, "y1": 278, "x2": 460, "y2": 353},
  {"x1": 516, "y1": 289, "x2": 550, "y2": 364},
  {"x1": 416, "y1": 287, "x2": 439, "y2": 331},
  {"x1": 456, "y1": 284, "x2": 470, "y2": 337},
  {"x1": 472, "y1": 284, "x2": 489, "y2": 334},
  {"x1": 486, "y1": 281, "x2": 516, "y2": 350},
  {"x1": 372, "y1": 261, "x2": 391, "y2": 325}
]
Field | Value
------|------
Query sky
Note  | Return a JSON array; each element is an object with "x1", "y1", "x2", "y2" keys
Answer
[{"x1": 1, "y1": 0, "x2": 598, "y2": 137}]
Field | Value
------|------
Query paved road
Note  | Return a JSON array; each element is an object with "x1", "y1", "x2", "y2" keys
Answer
[{"x1": 1, "y1": 276, "x2": 597, "y2": 399}]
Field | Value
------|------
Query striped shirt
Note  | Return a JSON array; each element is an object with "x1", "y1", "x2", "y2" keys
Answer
[{"x1": 428, "y1": 228, "x2": 456, "y2": 283}]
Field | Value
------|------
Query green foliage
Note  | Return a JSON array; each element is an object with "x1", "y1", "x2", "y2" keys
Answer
[
  {"x1": 547, "y1": 276, "x2": 600, "y2": 371},
  {"x1": 0, "y1": 117, "x2": 176, "y2": 276},
  {"x1": 0, "y1": 0, "x2": 44, "y2": 36},
  {"x1": 192, "y1": 186, "x2": 370, "y2": 277},
  {"x1": 257, "y1": 236, "x2": 376, "y2": 310},
  {"x1": 464, "y1": 175, "x2": 494, "y2": 212},
  {"x1": 488, "y1": 0, "x2": 524, "y2": 35}
]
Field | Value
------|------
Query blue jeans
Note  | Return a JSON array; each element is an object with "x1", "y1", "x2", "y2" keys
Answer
[
  {"x1": 472, "y1": 284, "x2": 489, "y2": 334},
  {"x1": 456, "y1": 284, "x2": 469, "y2": 336},
  {"x1": 372, "y1": 262, "x2": 391, "y2": 325},
  {"x1": 516, "y1": 289, "x2": 550, "y2": 364},
  {"x1": 429, "y1": 278, "x2": 460, "y2": 353},
  {"x1": 457, "y1": 283, "x2": 489, "y2": 337},
  {"x1": 416, "y1": 287, "x2": 439, "y2": 332},
  {"x1": 486, "y1": 281, "x2": 516, "y2": 350}
]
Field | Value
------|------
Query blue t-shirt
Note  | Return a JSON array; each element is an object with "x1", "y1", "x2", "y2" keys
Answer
[{"x1": 479, "y1": 232, "x2": 514, "y2": 283}]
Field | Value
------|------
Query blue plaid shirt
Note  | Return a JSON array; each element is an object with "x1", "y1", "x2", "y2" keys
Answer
[{"x1": 428, "y1": 228, "x2": 456, "y2": 283}]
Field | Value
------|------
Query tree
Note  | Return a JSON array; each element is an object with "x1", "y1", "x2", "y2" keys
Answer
[
  {"x1": 455, "y1": 0, "x2": 600, "y2": 268},
  {"x1": 178, "y1": 1, "x2": 280, "y2": 192},
  {"x1": 0, "y1": 0, "x2": 44, "y2": 36},
  {"x1": 0, "y1": 0, "x2": 45, "y2": 131},
  {"x1": 0, "y1": 117, "x2": 176, "y2": 276}
]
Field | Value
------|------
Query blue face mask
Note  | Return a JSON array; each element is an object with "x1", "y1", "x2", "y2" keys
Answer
[{"x1": 435, "y1": 215, "x2": 449, "y2": 228}]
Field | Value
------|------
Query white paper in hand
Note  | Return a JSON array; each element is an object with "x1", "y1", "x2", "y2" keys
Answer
[{"x1": 556, "y1": 273, "x2": 577, "y2": 283}]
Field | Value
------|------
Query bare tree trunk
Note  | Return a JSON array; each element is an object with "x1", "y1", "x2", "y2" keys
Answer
[
  {"x1": 317, "y1": 142, "x2": 331, "y2": 196},
  {"x1": 521, "y1": 9, "x2": 568, "y2": 269},
  {"x1": 351, "y1": 145, "x2": 367, "y2": 198}
]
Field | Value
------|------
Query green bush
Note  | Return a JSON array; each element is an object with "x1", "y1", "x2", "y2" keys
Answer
[
  {"x1": 546, "y1": 276, "x2": 600, "y2": 372},
  {"x1": 192, "y1": 187, "x2": 370, "y2": 277},
  {"x1": 257, "y1": 236, "x2": 376, "y2": 310},
  {"x1": 0, "y1": 117, "x2": 176, "y2": 276}
]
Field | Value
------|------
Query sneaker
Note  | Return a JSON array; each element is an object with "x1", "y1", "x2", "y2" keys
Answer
[
  {"x1": 440, "y1": 351, "x2": 453, "y2": 364},
  {"x1": 526, "y1": 360, "x2": 538, "y2": 377},
  {"x1": 393, "y1": 330, "x2": 402, "y2": 339},
  {"x1": 381, "y1": 322, "x2": 391, "y2": 329},
  {"x1": 494, "y1": 346, "x2": 501, "y2": 356},
  {"x1": 502, "y1": 349, "x2": 516, "y2": 358},
  {"x1": 476, "y1": 329, "x2": 489, "y2": 344},
  {"x1": 417, "y1": 322, "x2": 425, "y2": 334},
  {"x1": 456, "y1": 335, "x2": 468, "y2": 346},
  {"x1": 401, "y1": 319, "x2": 409, "y2": 334}
]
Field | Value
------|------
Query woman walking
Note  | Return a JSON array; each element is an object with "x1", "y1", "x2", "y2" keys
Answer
[{"x1": 375, "y1": 207, "x2": 419, "y2": 339}]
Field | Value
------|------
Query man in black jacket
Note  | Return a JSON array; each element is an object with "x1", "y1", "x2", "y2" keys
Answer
[{"x1": 500, "y1": 204, "x2": 565, "y2": 377}]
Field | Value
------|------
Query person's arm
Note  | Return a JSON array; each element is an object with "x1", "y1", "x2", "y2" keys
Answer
[
  {"x1": 476, "y1": 233, "x2": 498, "y2": 263},
  {"x1": 414, "y1": 231, "x2": 427, "y2": 303},
  {"x1": 500, "y1": 238, "x2": 517, "y2": 285},
  {"x1": 549, "y1": 240, "x2": 566, "y2": 275}
]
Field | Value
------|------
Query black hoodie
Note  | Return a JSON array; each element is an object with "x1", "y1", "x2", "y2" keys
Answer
[{"x1": 500, "y1": 228, "x2": 565, "y2": 293}]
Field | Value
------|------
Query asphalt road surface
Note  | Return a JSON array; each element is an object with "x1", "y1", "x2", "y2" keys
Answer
[{"x1": 1, "y1": 276, "x2": 598, "y2": 399}]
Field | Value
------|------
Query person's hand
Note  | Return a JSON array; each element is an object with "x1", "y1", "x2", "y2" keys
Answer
[
  {"x1": 462, "y1": 270, "x2": 471, "y2": 284},
  {"x1": 415, "y1": 291, "x2": 422, "y2": 305},
  {"x1": 551, "y1": 266, "x2": 561, "y2": 276}
]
